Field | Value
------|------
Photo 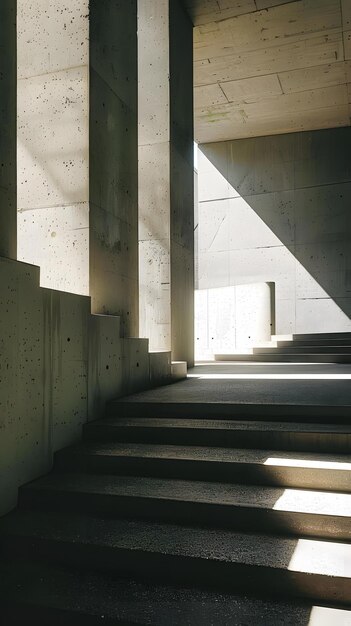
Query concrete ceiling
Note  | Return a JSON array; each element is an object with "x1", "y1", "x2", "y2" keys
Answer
[{"x1": 184, "y1": 0, "x2": 351, "y2": 143}]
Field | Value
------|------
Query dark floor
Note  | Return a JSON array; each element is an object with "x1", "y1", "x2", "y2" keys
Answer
[{"x1": 117, "y1": 362, "x2": 351, "y2": 408}]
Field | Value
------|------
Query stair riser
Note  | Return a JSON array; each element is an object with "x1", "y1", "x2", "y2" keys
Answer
[
  {"x1": 254, "y1": 347, "x2": 351, "y2": 354},
  {"x1": 54, "y1": 454, "x2": 351, "y2": 493},
  {"x1": 4, "y1": 538, "x2": 350, "y2": 606},
  {"x1": 293, "y1": 334, "x2": 351, "y2": 341},
  {"x1": 106, "y1": 402, "x2": 351, "y2": 422},
  {"x1": 278, "y1": 341, "x2": 351, "y2": 347},
  {"x1": 18, "y1": 490, "x2": 350, "y2": 541},
  {"x1": 83, "y1": 425, "x2": 351, "y2": 453},
  {"x1": 216, "y1": 354, "x2": 351, "y2": 362}
]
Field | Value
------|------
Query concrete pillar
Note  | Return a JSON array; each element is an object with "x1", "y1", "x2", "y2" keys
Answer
[
  {"x1": 138, "y1": 0, "x2": 194, "y2": 366},
  {"x1": 89, "y1": 0, "x2": 138, "y2": 336},
  {"x1": 17, "y1": 0, "x2": 138, "y2": 337},
  {"x1": 0, "y1": 0, "x2": 17, "y2": 259}
]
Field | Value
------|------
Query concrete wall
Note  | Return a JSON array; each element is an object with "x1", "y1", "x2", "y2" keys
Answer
[
  {"x1": 0, "y1": 0, "x2": 16, "y2": 259},
  {"x1": 17, "y1": 0, "x2": 139, "y2": 335},
  {"x1": 0, "y1": 256, "x2": 157, "y2": 518},
  {"x1": 0, "y1": 0, "x2": 174, "y2": 521},
  {"x1": 138, "y1": 0, "x2": 194, "y2": 365},
  {"x1": 195, "y1": 283, "x2": 274, "y2": 360},
  {"x1": 197, "y1": 127, "x2": 351, "y2": 335},
  {"x1": 17, "y1": 0, "x2": 90, "y2": 294}
]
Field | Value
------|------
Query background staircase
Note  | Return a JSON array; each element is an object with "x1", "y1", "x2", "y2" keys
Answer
[
  {"x1": 215, "y1": 331, "x2": 351, "y2": 363},
  {"x1": 1, "y1": 391, "x2": 350, "y2": 623}
]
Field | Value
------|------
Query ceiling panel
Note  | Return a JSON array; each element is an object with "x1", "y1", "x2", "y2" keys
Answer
[
  {"x1": 183, "y1": 0, "x2": 257, "y2": 26},
  {"x1": 219, "y1": 74, "x2": 283, "y2": 103},
  {"x1": 255, "y1": 0, "x2": 296, "y2": 8},
  {"x1": 278, "y1": 61, "x2": 351, "y2": 94},
  {"x1": 185, "y1": 0, "x2": 351, "y2": 143},
  {"x1": 194, "y1": 34, "x2": 344, "y2": 85}
]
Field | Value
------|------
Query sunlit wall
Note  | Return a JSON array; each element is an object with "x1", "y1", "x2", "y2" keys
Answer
[{"x1": 195, "y1": 128, "x2": 351, "y2": 337}]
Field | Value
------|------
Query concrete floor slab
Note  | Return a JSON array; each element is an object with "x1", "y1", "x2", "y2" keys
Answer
[{"x1": 109, "y1": 362, "x2": 351, "y2": 409}]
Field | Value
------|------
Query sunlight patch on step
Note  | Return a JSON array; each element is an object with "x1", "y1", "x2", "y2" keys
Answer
[
  {"x1": 272, "y1": 489, "x2": 351, "y2": 517},
  {"x1": 287, "y1": 538, "x2": 351, "y2": 576},
  {"x1": 308, "y1": 606, "x2": 351, "y2": 625},
  {"x1": 188, "y1": 373, "x2": 351, "y2": 379},
  {"x1": 264, "y1": 457, "x2": 351, "y2": 471}
]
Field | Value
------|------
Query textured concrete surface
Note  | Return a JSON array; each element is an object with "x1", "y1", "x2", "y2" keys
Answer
[
  {"x1": 215, "y1": 354, "x2": 351, "y2": 363},
  {"x1": 59, "y1": 441, "x2": 351, "y2": 465},
  {"x1": 0, "y1": 0, "x2": 16, "y2": 259},
  {"x1": 149, "y1": 352, "x2": 172, "y2": 387},
  {"x1": 0, "y1": 257, "x2": 152, "y2": 517},
  {"x1": 2, "y1": 510, "x2": 350, "y2": 580},
  {"x1": 191, "y1": 361, "x2": 351, "y2": 376},
  {"x1": 255, "y1": 345, "x2": 351, "y2": 354},
  {"x1": 110, "y1": 361, "x2": 351, "y2": 408},
  {"x1": 187, "y1": 1, "x2": 351, "y2": 142},
  {"x1": 17, "y1": 0, "x2": 90, "y2": 294},
  {"x1": 196, "y1": 129, "x2": 351, "y2": 336},
  {"x1": 3, "y1": 562, "x2": 350, "y2": 626},
  {"x1": 84, "y1": 416, "x2": 351, "y2": 454},
  {"x1": 17, "y1": 1, "x2": 139, "y2": 335},
  {"x1": 56, "y1": 441, "x2": 351, "y2": 491},
  {"x1": 138, "y1": 0, "x2": 194, "y2": 364},
  {"x1": 21, "y1": 473, "x2": 351, "y2": 523},
  {"x1": 87, "y1": 415, "x2": 351, "y2": 434},
  {"x1": 195, "y1": 282, "x2": 274, "y2": 359},
  {"x1": 89, "y1": 0, "x2": 138, "y2": 335}
]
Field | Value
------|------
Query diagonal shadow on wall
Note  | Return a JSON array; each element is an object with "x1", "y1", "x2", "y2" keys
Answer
[{"x1": 198, "y1": 127, "x2": 351, "y2": 334}]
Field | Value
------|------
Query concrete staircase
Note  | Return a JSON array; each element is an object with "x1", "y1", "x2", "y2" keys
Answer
[
  {"x1": 216, "y1": 331, "x2": 351, "y2": 363},
  {"x1": 1, "y1": 397, "x2": 350, "y2": 623}
]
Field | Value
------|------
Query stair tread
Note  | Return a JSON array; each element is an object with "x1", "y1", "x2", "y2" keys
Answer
[
  {"x1": 215, "y1": 354, "x2": 351, "y2": 362},
  {"x1": 87, "y1": 416, "x2": 351, "y2": 433},
  {"x1": 3, "y1": 561, "x2": 350, "y2": 626},
  {"x1": 21, "y1": 473, "x2": 351, "y2": 517},
  {"x1": 1, "y1": 510, "x2": 350, "y2": 578},
  {"x1": 254, "y1": 348, "x2": 351, "y2": 353},
  {"x1": 218, "y1": 352, "x2": 351, "y2": 356},
  {"x1": 293, "y1": 333, "x2": 351, "y2": 339},
  {"x1": 62, "y1": 442, "x2": 351, "y2": 470},
  {"x1": 278, "y1": 343, "x2": 351, "y2": 346}
]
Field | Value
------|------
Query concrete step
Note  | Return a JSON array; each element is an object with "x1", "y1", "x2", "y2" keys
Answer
[
  {"x1": 2, "y1": 561, "x2": 350, "y2": 626},
  {"x1": 252, "y1": 340, "x2": 278, "y2": 348},
  {"x1": 254, "y1": 346, "x2": 351, "y2": 354},
  {"x1": 83, "y1": 417, "x2": 351, "y2": 452},
  {"x1": 215, "y1": 352, "x2": 351, "y2": 363},
  {"x1": 55, "y1": 442, "x2": 351, "y2": 492},
  {"x1": 278, "y1": 339, "x2": 351, "y2": 347},
  {"x1": 1, "y1": 511, "x2": 350, "y2": 605},
  {"x1": 107, "y1": 398, "x2": 351, "y2": 421},
  {"x1": 293, "y1": 332, "x2": 351, "y2": 342},
  {"x1": 18, "y1": 473, "x2": 351, "y2": 540},
  {"x1": 171, "y1": 361, "x2": 187, "y2": 380}
]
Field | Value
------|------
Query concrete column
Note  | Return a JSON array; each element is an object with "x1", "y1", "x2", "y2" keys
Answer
[
  {"x1": 138, "y1": 0, "x2": 194, "y2": 365},
  {"x1": 89, "y1": 0, "x2": 138, "y2": 336},
  {"x1": 0, "y1": 0, "x2": 17, "y2": 259},
  {"x1": 17, "y1": 0, "x2": 138, "y2": 337}
]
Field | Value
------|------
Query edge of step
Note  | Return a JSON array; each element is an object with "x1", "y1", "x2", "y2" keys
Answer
[
  {"x1": 2, "y1": 561, "x2": 351, "y2": 626},
  {"x1": 1, "y1": 511, "x2": 350, "y2": 605},
  {"x1": 17, "y1": 473, "x2": 351, "y2": 540},
  {"x1": 54, "y1": 442, "x2": 351, "y2": 492}
]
